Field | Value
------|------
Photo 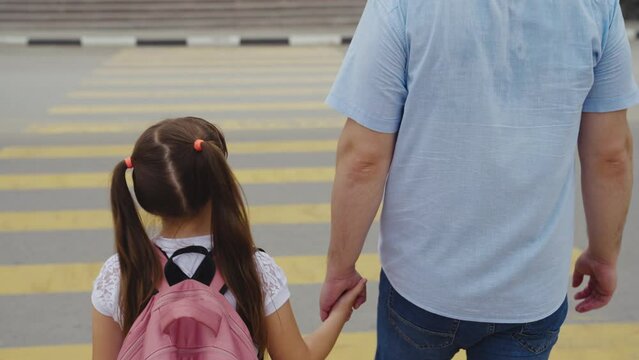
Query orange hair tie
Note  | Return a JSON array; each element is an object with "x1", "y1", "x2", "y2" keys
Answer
[
  {"x1": 194, "y1": 139, "x2": 204, "y2": 152},
  {"x1": 124, "y1": 157, "x2": 133, "y2": 169}
]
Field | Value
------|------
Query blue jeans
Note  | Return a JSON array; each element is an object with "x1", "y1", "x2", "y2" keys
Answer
[{"x1": 376, "y1": 271, "x2": 568, "y2": 360}]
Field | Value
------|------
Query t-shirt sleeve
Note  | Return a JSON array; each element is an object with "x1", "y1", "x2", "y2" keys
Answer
[
  {"x1": 583, "y1": 1, "x2": 639, "y2": 112},
  {"x1": 326, "y1": 0, "x2": 408, "y2": 133},
  {"x1": 255, "y1": 251, "x2": 291, "y2": 316},
  {"x1": 91, "y1": 254, "x2": 121, "y2": 323}
]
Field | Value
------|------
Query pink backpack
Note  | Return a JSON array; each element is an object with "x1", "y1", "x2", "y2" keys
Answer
[{"x1": 117, "y1": 246, "x2": 258, "y2": 360}]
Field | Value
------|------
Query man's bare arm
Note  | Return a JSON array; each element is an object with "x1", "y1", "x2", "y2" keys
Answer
[
  {"x1": 573, "y1": 109, "x2": 633, "y2": 312},
  {"x1": 319, "y1": 119, "x2": 396, "y2": 320}
]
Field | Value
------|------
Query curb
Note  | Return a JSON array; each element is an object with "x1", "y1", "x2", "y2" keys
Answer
[
  {"x1": 0, "y1": 35, "x2": 353, "y2": 47},
  {"x1": 4, "y1": 28, "x2": 637, "y2": 47}
]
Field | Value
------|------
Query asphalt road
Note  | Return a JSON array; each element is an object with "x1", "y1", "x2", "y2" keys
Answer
[{"x1": 0, "y1": 44, "x2": 638, "y2": 359}]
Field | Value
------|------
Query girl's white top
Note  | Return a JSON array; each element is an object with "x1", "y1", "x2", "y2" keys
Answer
[{"x1": 91, "y1": 235, "x2": 290, "y2": 328}]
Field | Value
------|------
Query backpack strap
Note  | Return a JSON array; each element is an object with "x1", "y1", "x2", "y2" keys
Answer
[
  {"x1": 154, "y1": 246, "x2": 171, "y2": 293},
  {"x1": 211, "y1": 259, "x2": 227, "y2": 295}
]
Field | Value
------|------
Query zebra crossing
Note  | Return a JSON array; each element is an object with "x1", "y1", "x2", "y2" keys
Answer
[{"x1": 0, "y1": 46, "x2": 637, "y2": 360}]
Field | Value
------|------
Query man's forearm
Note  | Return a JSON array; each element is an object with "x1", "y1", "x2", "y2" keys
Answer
[
  {"x1": 320, "y1": 119, "x2": 395, "y2": 320},
  {"x1": 327, "y1": 158, "x2": 388, "y2": 276},
  {"x1": 581, "y1": 149, "x2": 633, "y2": 265}
]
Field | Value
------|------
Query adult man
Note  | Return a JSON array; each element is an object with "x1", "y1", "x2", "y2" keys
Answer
[{"x1": 320, "y1": 0, "x2": 637, "y2": 359}]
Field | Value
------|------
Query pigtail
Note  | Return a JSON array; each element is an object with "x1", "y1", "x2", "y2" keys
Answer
[
  {"x1": 110, "y1": 160, "x2": 162, "y2": 334},
  {"x1": 199, "y1": 141, "x2": 267, "y2": 356}
]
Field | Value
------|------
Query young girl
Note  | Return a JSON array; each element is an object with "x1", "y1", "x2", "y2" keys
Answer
[{"x1": 91, "y1": 117, "x2": 365, "y2": 359}]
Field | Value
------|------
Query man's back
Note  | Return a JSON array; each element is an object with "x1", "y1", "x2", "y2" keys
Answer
[{"x1": 327, "y1": 0, "x2": 638, "y2": 322}]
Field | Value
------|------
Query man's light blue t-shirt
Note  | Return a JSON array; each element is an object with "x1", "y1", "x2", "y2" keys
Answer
[{"x1": 327, "y1": 0, "x2": 639, "y2": 322}]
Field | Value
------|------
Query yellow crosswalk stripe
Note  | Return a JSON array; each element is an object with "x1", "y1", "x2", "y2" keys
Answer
[
  {"x1": 26, "y1": 121, "x2": 153, "y2": 134},
  {"x1": 0, "y1": 172, "x2": 110, "y2": 190},
  {"x1": 80, "y1": 77, "x2": 335, "y2": 87},
  {"x1": 0, "y1": 167, "x2": 335, "y2": 191},
  {"x1": 0, "y1": 144, "x2": 136, "y2": 159},
  {"x1": 0, "y1": 204, "x2": 332, "y2": 233},
  {"x1": 48, "y1": 101, "x2": 328, "y2": 115},
  {"x1": 1, "y1": 324, "x2": 637, "y2": 360},
  {"x1": 67, "y1": 88, "x2": 330, "y2": 99},
  {"x1": 92, "y1": 67, "x2": 338, "y2": 76},
  {"x1": 550, "y1": 323, "x2": 639, "y2": 359},
  {"x1": 0, "y1": 249, "x2": 579, "y2": 296},
  {"x1": 0, "y1": 140, "x2": 337, "y2": 159},
  {"x1": 25, "y1": 118, "x2": 344, "y2": 134},
  {"x1": 99, "y1": 47, "x2": 344, "y2": 68},
  {"x1": 0, "y1": 253, "x2": 379, "y2": 295},
  {"x1": 0, "y1": 344, "x2": 88, "y2": 360}
]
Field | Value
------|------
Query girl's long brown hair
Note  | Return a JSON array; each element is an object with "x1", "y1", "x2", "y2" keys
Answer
[{"x1": 110, "y1": 117, "x2": 266, "y2": 355}]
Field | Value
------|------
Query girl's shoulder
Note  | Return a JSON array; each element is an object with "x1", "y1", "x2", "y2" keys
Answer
[
  {"x1": 254, "y1": 250, "x2": 290, "y2": 315},
  {"x1": 91, "y1": 254, "x2": 122, "y2": 322}
]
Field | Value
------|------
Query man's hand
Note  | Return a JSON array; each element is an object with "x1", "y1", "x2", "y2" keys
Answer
[
  {"x1": 320, "y1": 270, "x2": 367, "y2": 321},
  {"x1": 572, "y1": 248, "x2": 618, "y2": 313}
]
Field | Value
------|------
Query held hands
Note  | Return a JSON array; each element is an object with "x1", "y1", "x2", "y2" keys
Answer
[
  {"x1": 572, "y1": 248, "x2": 618, "y2": 313},
  {"x1": 326, "y1": 278, "x2": 367, "y2": 322},
  {"x1": 320, "y1": 270, "x2": 367, "y2": 321}
]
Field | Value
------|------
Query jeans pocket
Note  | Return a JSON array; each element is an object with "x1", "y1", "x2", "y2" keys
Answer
[
  {"x1": 387, "y1": 287, "x2": 459, "y2": 349},
  {"x1": 512, "y1": 299, "x2": 568, "y2": 354}
]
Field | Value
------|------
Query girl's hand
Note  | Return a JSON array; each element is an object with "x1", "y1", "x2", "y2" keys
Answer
[{"x1": 328, "y1": 278, "x2": 367, "y2": 322}]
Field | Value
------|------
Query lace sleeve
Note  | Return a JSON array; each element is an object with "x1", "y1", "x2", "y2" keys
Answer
[
  {"x1": 255, "y1": 251, "x2": 291, "y2": 316},
  {"x1": 91, "y1": 254, "x2": 122, "y2": 326}
]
